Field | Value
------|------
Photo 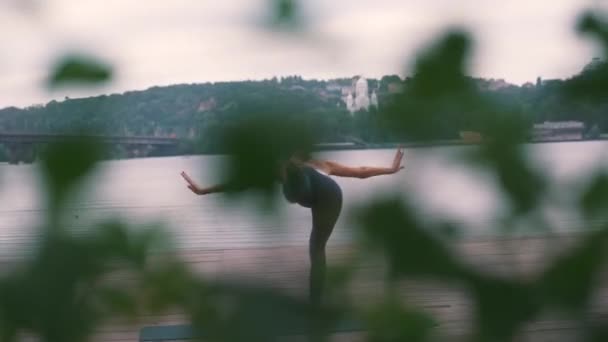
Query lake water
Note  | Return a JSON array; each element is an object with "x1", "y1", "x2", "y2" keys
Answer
[{"x1": 0, "y1": 141, "x2": 607, "y2": 257}]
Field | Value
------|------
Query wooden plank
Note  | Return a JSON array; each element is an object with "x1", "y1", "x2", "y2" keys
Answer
[{"x1": 1, "y1": 233, "x2": 605, "y2": 341}]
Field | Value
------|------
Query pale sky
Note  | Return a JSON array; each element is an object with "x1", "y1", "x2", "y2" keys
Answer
[{"x1": 0, "y1": 0, "x2": 605, "y2": 108}]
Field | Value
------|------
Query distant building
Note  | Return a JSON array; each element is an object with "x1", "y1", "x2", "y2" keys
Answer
[
  {"x1": 345, "y1": 93, "x2": 354, "y2": 112},
  {"x1": 325, "y1": 82, "x2": 342, "y2": 92},
  {"x1": 289, "y1": 85, "x2": 306, "y2": 91},
  {"x1": 489, "y1": 79, "x2": 511, "y2": 91},
  {"x1": 532, "y1": 121, "x2": 585, "y2": 141},
  {"x1": 318, "y1": 90, "x2": 330, "y2": 99},
  {"x1": 459, "y1": 131, "x2": 483, "y2": 143},
  {"x1": 354, "y1": 77, "x2": 370, "y2": 111},
  {"x1": 341, "y1": 76, "x2": 378, "y2": 113},
  {"x1": 522, "y1": 82, "x2": 535, "y2": 89},
  {"x1": 370, "y1": 90, "x2": 378, "y2": 107},
  {"x1": 478, "y1": 78, "x2": 512, "y2": 91},
  {"x1": 341, "y1": 86, "x2": 354, "y2": 96},
  {"x1": 197, "y1": 98, "x2": 217, "y2": 112}
]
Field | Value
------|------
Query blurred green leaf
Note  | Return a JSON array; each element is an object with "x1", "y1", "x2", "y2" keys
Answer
[
  {"x1": 141, "y1": 258, "x2": 198, "y2": 314},
  {"x1": 537, "y1": 229, "x2": 608, "y2": 312},
  {"x1": 410, "y1": 30, "x2": 473, "y2": 98},
  {"x1": 587, "y1": 324, "x2": 608, "y2": 342},
  {"x1": 578, "y1": 12, "x2": 608, "y2": 51},
  {"x1": 93, "y1": 221, "x2": 169, "y2": 268},
  {"x1": 581, "y1": 172, "x2": 608, "y2": 218},
  {"x1": 275, "y1": 0, "x2": 296, "y2": 21},
  {"x1": 383, "y1": 30, "x2": 479, "y2": 141},
  {"x1": 48, "y1": 54, "x2": 112, "y2": 87},
  {"x1": 2, "y1": 3, "x2": 608, "y2": 342},
  {"x1": 269, "y1": 0, "x2": 302, "y2": 30},
  {"x1": 0, "y1": 222, "x2": 164, "y2": 342},
  {"x1": 323, "y1": 262, "x2": 358, "y2": 307},
  {"x1": 219, "y1": 113, "x2": 317, "y2": 203},
  {"x1": 365, "y1": 296, "x2": 436, "y2": 342},
  {"x1": 470, "y1": 141, "x2": 545, "y2": 214},
  {"x1": 562, "y1": 12, "x2": 608, "y2": 102},
  {"x1": 95, "y1": 286, "x2": 139, "y2": 318},
  {"x1": 40, "y1": 137, "x2": 105, "y2": 208},
  {"x1": 562, "y1": 62, "x2": 608, "y2": 101},
  {"x1": 188, "y1": 281, "x2": 318, "y2": 342},
  {"x1": 359, "y1": 198, "x2": 465, "y2": 280},
  {"x1": 468, "y1": 274, "x2": 538, "y2": 342}
]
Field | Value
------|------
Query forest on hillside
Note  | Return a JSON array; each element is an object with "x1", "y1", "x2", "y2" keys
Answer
[{"x1": 1, "y1": 59, "x2": 607, "y2": 155}]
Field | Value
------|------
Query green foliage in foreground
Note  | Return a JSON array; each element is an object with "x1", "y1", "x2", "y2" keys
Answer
[{"x1": 2, "y1": 3, "x2": 608, "y2": 342}]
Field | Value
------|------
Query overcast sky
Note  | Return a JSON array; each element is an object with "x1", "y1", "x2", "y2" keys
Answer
[{"x1": 0, "y1": 0, "x2": 605, "y2": 108}]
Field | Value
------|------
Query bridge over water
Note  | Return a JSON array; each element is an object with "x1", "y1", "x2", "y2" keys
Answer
[
  {"x1": 0, "y1": 133, "x2": 374, "y2": 164},
  {"x1": 0, "y1": 133, "x2": 180, "y2": 164}
]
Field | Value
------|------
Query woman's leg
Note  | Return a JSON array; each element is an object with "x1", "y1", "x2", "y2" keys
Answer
[{"x1": 309, "y1": 192, "x2": 342, "y2": 306}]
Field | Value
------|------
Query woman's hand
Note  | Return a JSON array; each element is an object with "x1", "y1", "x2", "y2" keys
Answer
[
  {"x1": 181, "y1": 171, "x2": 210, "y2": 195},
  {"x1": 391, "y1": 147, "x2": 405, "y2": 173}
]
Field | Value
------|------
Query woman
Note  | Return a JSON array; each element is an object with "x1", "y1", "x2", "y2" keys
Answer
[{"x1": 181, "y1": 148, "x2": 405, "y2": 305}]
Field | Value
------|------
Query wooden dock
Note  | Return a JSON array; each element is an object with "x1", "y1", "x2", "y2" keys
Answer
[{"x1": 74, "y1": 232, "x2": 608, "y2": 342}]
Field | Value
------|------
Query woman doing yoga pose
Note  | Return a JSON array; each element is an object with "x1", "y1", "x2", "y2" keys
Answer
[{"x1": 181, "y1": 148, "x2": 405, "y2": 305}]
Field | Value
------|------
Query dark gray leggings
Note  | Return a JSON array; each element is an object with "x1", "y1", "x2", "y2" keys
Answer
[{"x1": 306, "y1": 171, "x2": 343, "y2": 306}]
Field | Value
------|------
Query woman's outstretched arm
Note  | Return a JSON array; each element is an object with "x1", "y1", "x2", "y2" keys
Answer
[
  {"x1": 310, "y1": 147, "x2": 405, "y2": 179},
  {"x1": 181, "y1": 171, "x2": 228, "y2": 195}
]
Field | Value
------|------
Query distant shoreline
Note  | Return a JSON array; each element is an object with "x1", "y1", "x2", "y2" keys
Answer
[
  {"x1": 1, "y1": 137, "x2": 605, "y2": 165},
  {"x1": 314, "y1": 136, "x2": 608, "y2": 151}
]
